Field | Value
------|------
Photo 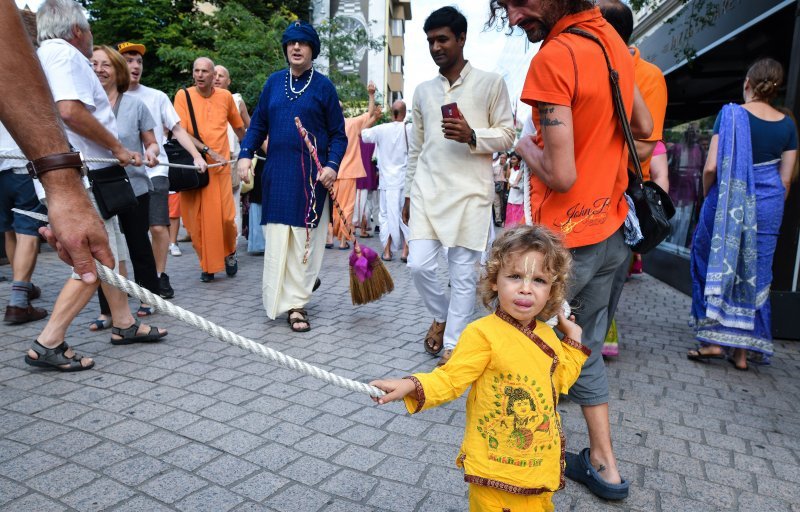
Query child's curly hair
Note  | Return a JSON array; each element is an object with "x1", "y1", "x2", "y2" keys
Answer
[{"x1": 479, "y1": 225, "x2": 572, "y2": 320}]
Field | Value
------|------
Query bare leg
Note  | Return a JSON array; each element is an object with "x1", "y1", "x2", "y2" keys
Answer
[
  {"x1": 383, "y1": 235, "x2": 393, "y2": 260},
  {"x1": 150, "y1": 225, "x2": 169, "y2": 275},
  {"x1": 5, "y1": 231, "x2": 16, "y2": 267},
  {"x1": 583, "y1": 403, "x2": 622, "y2": 484},
  {"x1": 29, "y1": 278, "x2": 96, "y2": 368},
  {"x1": 169, "y1": 217, "x2": 180, "y2": 244},
  {"x1": 10, "y1": 233, "x2": 39, "y2": 282}
]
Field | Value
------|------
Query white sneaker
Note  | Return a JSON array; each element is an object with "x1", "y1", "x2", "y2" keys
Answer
[{"x1": 169, "y1": 243, "x2": 182, "y2": 257}]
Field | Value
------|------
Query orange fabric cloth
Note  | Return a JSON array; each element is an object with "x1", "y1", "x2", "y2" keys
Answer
[
  {"x1": 521, "y1": 8, "x2": 633, "y2": 249},
  {"x1": 174, "y1": 87, "x2": 243, "y2": 272},
  {"x1": 332, "y1": 112, "x2": 370, "y2": 239},
  {"x1": 168, "y1": 193, "x2": 181, "y2": 218},
  {"x1": 332, "y1": 178, "x2": 357, "y2": 240},
  {"x1": 338, "y1": 113, "x2": 370, "y2": 180},
  {"x1": 631, "y1": 47, "x2": 667, "y2": 181}
]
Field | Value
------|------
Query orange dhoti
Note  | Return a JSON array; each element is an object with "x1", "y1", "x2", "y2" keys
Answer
[
  {"x1": 331, "y1": 177, "x2": 357, "y2": 242},
  {"x1": 180, "y1": 166, "x2": 237, "y2": 274}
]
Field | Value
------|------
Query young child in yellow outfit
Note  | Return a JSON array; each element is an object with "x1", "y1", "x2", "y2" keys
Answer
[{"x1": 371, "y1": 225, "x2": 589, "y2": 511}]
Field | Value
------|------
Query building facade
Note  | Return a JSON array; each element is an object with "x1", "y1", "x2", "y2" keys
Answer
[
  {"x1": 312, "y1": 0, "x2": 411, "y2": 107},
  {"x1": 632, "y1": 0, "x2": 800, "y2": 339}
]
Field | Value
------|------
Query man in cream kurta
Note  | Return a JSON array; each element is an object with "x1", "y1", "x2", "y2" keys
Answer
[{"x1": 403, "y1": 6, "x2": 515, "y2": 364}]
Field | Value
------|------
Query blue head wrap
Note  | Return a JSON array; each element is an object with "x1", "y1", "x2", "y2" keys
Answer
[{"x1": 282, "y1": 20, "x2": 321, "y2": 61}]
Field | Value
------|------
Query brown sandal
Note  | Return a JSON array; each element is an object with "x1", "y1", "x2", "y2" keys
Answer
[
  {"x1": 287, "y1": 308, "x2": 310, "y2": 332},
  {"x1": 424, "y1": 320, "x2": 446, "y2": 355}
]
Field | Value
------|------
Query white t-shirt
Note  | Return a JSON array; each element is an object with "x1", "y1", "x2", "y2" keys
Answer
[
  {"x1": 37, "y1": 39, "x2": 117, "y2": 171},
  {"x1": 360, "y1": 121, "x2": 411, "y2": 190},
  {"x1": 0, "y1": 122, "x2": 24, "y2": 172},
  {"x1": 126, "y1": 84, "x2": 182, "y2": 179}
]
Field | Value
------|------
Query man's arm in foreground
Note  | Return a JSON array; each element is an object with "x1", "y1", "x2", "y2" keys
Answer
[
  {"x1": 516, "y1": 102, "x2": 577, "y2": 193},
  {"x1": 0, "y1": 4, "x2": 112, "y2": 281}
]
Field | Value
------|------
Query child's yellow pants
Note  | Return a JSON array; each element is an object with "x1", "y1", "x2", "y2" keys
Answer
[{"x1": 468, "y1": 484, "x2": 554, "y2": 511}]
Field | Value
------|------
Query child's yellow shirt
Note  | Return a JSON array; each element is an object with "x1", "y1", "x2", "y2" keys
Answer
[{"x1": 404, "y1": 311, "x2": 589, "y2": 495}]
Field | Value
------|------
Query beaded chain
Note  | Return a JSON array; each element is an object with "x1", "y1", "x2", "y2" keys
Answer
[{"x1": 285, "y1": 68, "x2": 315, "y2": 101}]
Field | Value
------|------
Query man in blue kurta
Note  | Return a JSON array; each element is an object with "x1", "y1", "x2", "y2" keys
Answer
[{"x1": 237, "y1": 21, "x2": 347, "y2": 332}]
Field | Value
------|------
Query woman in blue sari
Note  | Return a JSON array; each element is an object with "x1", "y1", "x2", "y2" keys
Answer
[{"x1": 687, "y1": 58, "x2": 797, "y2": 370}]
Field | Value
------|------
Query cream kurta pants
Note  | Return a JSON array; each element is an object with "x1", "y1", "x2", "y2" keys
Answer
[
  {"x1": 379, "y1": 188, "x2": 410, "y2": 254},
  {"x1": 407, "y1": 239, "x2": 481, "y2": 351},
  {"x1": 262, "y1": 199, "x2": 329, "y2": 319}
]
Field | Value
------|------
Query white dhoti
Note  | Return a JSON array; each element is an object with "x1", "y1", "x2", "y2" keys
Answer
[
  {"x1": 353, "y1": 188, "x2": 372, "y2": 225},
  {"x1": 406, "y1": 239, "x2": 481, "y2": 351},
  {"x1": 262, "y1": 199, "x2": 329, "y2": 319},
  {"x1": 379, "y1": 188, "x2": 409, "y2": 253}
]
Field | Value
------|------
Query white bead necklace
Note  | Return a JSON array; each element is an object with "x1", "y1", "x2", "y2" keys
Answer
[{"x1": 286, "y1": 68, "x2": 314, "y2": 101}]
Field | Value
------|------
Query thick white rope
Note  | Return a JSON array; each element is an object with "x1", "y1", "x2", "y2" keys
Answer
[{"x1": 12, "y1": 208, "x2": 386, "y2": 398}]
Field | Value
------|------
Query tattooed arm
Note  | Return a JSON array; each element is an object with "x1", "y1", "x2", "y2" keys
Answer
[{"x1": 515, "y1": 103, "x2": 576, "y2": 193}]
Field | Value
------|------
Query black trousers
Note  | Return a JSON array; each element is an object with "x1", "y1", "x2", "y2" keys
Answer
[{"x1": 99, "y1": 193, "x2": 159, "y2": 314}]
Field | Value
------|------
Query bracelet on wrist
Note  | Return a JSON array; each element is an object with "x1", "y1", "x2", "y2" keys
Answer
[{"x1": 26, "y1": 151, "x2": 84, "y2": 180}]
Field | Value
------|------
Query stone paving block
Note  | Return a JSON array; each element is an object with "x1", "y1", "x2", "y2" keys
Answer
[
  {"x1": 112, "y1": 495, "x2": 175, "y2": 512},
  {"x1": 138, "y1": 468, "x2": 207, "y2": 503},
  {"x1": 337, "y1": 423, "x2": 387, "y2": 447},
  {"x1": 0, "y1": 410, "x2": 35, "y2": 434},
  {"x1": 243, "y1": 442, "x2": 302, "y2": 471},
  {"x1": 5, "y1": 421, "x2": 71, "y2": 445},
  {"x1": 318, "y1": 468, "x2": 378, "y2": 501},
  {"x1": 280, "y1": 454, "x2": 340, "y2": 485},
  {"x1": 645, "y1": 432, "x2": 690, "y2": 456},
  {"x1": 378, "y1": 433, "x2": 429, "y2": 459},
  {"x1": 371, "y1": 455, "x2": 427, "y2": 484},
  {"x1": 243, "y1": 395, "x2": 291, "y2": 415},
  {"x1": 263, "y1": 421, "x2": 314, "y2": 446},
  {"x1": 304, "y1": 412, "x2": 354, "y2": 436},
  {"x1": 70, "y1": 441, "x2": 139, "y2": 470},
  {"x1": 0, "y1": 476, "x2": 26, "y2": 505},
  {"x1": 178, "y1": 418, "x2": 234, "y2": 443},
  {"x1": 167, "y1": 392, "x2": 218, "y2": 412},
  {"x1": 61, "y1": 477, "x2": 135, "y2": 511},
  {"x1": 4, "y1": 395, "x2": 62, "y2": 415},
  {"x1": 119, "y1": 400, "x2": 174, "y2": 421},
  {"x1": 150, "y1": 409, "x2": 202, "y2": 431},
  {"x1": 102, "y1": 454, "x2": 170, "y2": 486},
  {"x1": 286, "y1": 389, "x2": 329, "y2": 408},
  {"x1": 210, "y1": 429, "x2": 266, "y2": 456},
  {"x1": 422, "y1": 423, "x2": 463, "y2": 445},
  {"x1": 200, "y1": 402, "x2": 248, "y2": 423},
  {"x1": 293, "y1": 433, "x2": 348, "y2": 459},
  {"x1": 272, "y1": 403, "x2": 322, "y2": 425},
  {"x1": 685, "y1": 476, "x2": 737, "y2": 508},
  {"x1": 0, "y1": 450, "x2": 64, "y2": 480},
  {"x1": 28, "y1": 463, "x2": 98, "y2": 498},
  {"x1": 756, "y1": 474, "x2": 800, "y2": 503},
  {"x1": 417, "y1": 491, "x2": 469, "y2": 512},
  {"x1": 367, "y1": 480, "x2": 428, "y2": 512},
  {"x1": 0, "y1": 438, "x2": 30, "y2": 463},
  {"x1": 6, "y1": 493, "x2": 67, "y2": 512},
  {"x1": 332, "y1": 444, "x2": 386, "y2": 471},
  {"x1": 734, "y1": 451, "x2": 774, "y2": 476},
  {"x1": 161, "y1": 442, "x2": 223, "y2": 471},
  {"x1": 738, "y1": 491, "x2": 793, "y2": 512},
  {"x1": 658, "y1": 451, "x2": 705, "y2": 478},
  {"x1": 266, "y1": 483, "x2": 331, "y2": 512},
  {"x1": 232, "y1": 471, "x2": 290, "y2": 502},
  {"x1": 129, "y1": 429, "x2": 190, "y2": 456},
  {"x1": 96, "y1": 418, "x2": 156, "y2": 444},
  {"x1": 228, "y1": 411, "x2": 280, "y2": 435},
  {"x1": 316, "y1": 397, "x2": 365, "y2": 417},
  {"x1": 197, "y1": 453, "x2": 260, "y2": 486},
  {"x1": 176, "y1": 484, "x2": 245, "y2": 512},
  {"x1": 420, "y1": 464, "x2": 465, "y2": 493},
  {"x1": 94, "y1": 394, "x2": 142, "y2": 414},
  {"x1": 215, "y1": 386, "x2": 261, "y2": 406},
  {"x1": 659, "y1": 490, "x2": 723, "y2": 512}
]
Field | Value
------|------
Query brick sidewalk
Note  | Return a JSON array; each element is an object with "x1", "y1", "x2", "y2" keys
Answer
[{"x1": 1, "y1": 237, "x2": 798, "y2": 511}]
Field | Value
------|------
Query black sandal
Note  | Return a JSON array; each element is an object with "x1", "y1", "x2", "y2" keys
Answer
[
  {"x1": 24, "y1": 340, "x2": 94, "y2": 372},
  {"x1": 287, "y1": 308, "x2": 311, "y2": 332},
  {"x1": 686, "y1": 346, "x2": 725, "y2": 362},
  {"x1": 110, "y1": 319, "x2": 167, "y2": 345}
]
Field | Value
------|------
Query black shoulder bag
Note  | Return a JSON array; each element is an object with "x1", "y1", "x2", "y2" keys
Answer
[
  {"x1": 165, "y1": 87, "x2": 210, "y2": 192},
  {"x1": 565, "y1": 27, "x2": 675, "y2": 254},
  {"x1": 88, "y1": 93, "x2": 138, "y2": 219}
]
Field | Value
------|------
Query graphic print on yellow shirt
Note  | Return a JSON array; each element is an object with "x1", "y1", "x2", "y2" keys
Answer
[{"x1": 478, "y1": 373, "x2": 559, "y2": 468}]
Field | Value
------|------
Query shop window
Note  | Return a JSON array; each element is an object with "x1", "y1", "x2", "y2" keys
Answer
[{"x1": 660, "y1": 117, "x2": 714, "y2": 257}]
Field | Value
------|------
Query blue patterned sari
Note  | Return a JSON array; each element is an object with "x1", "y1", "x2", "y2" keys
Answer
[{"x1": 690, "y1": 104, "x2": 785, "y2": 362}]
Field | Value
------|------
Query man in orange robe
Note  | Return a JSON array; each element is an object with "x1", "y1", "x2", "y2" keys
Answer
[
  {"x1": 329, "y1": 81, "x2": 377, "y2": 248},
  {"x1": 173, "y1": 57, "x2": 244, "y2": 281}
]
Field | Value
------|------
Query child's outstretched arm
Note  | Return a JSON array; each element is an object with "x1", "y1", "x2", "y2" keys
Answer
[{"x1": 369, "y1": 378, "x2": 417, "y2": 405}]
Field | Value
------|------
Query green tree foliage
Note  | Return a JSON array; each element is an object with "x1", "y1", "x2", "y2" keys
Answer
[
  {"x1": 213, "y1": 0, "x2": 312, "y2": 23},
  {"x1": 317, "y1": 16, "x2": 384, "y2": 110}
]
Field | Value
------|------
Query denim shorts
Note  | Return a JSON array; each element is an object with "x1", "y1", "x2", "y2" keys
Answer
[
  {"x1": 149, "y1": 176, "x2": 170, "y2": 226},
  {"x1": 0, "y1": 169, "x2": 47, "y2": 236}
]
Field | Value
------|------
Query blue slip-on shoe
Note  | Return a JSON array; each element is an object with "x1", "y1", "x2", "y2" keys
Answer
[{"x1": 565, "y1": 448, "x2": 629, "y2": 500}]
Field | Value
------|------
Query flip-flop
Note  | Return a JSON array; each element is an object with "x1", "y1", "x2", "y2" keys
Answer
[
  {"x1": 381, "y1": 255, "x2": 392, "y2": 262},
  {"x1": 325, "y1": 243, "x2": 334, "y2": 249},
  {"x1": 686, "y1": 347, "x2": 725, "y2": 362},
  {"x1": 338, "y1": 242, "x2": 351, "y2": 250},
  {"x1": 360, "y1": 233, "x2": 373, "y2": 238}
]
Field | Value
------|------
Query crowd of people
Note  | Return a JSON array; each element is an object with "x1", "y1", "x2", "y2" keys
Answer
[{"x1": 0, "y1": 0, "x2": 797, "y2": 509}]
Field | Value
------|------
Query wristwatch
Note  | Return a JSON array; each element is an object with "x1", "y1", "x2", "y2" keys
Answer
[
  {"x1": 469, "y1": 130, "x2": 477, "y2": 147},
  {"x1": 26, "y1": 151, "x2": 83, "y2": 179},
  {"x1": 201, "y1": 145, "x2": 209, "y2": 156}
]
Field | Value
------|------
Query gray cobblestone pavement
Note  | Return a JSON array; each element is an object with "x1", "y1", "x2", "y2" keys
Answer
[{"x1": 1, "y1": 235, "x2": 799, "y2": 511}]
